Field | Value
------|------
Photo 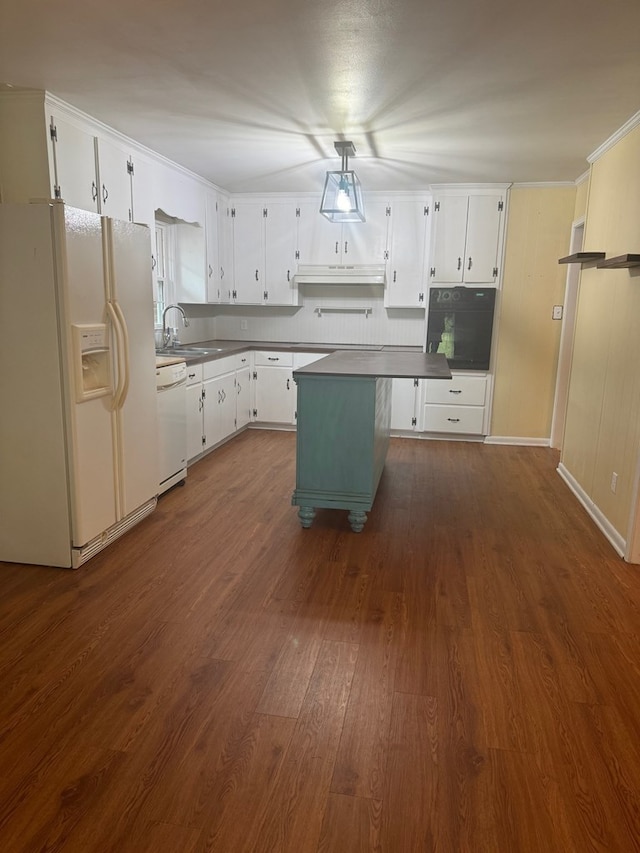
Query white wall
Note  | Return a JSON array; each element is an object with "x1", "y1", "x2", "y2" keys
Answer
[{"x1": 180, "y1": 288, "x2": 425, "y2": 346}]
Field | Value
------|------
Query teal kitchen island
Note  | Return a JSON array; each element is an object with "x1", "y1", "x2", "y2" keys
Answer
[{"x1": 292, "y1": 351, "x2": 451, "y2": 532}]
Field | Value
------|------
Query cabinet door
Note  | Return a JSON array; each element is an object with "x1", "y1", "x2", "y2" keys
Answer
[
  {"x1": 205, "y1": 190, "x2": 220, "y2": 302},
  {"x1": 264, "y1": 203, "x2": 298, "y2": 304},
  {"x1": 131, "y1": 153, "x2": 159, "y2": 230},
  {"x1": 232, "y1": 204, "x2": 264, "y2": 303},
  {"x1": 217, "y1": 196, "x2": 233, "y2": 302},
  {"x1": 96, "y1": 137, "x2": 133, "y2": 222},
  {"x1": 430, "y1": 196, "x2": 468, "y2": 282},
  {"x1": 203, "y1": 372, "x2": 237, "y2": 448},
  {"x1": 254, "y1": 366, "x2": 295, "y2": 424},
  {"x1": 341, "y1": 201, "x2": 390, "y2": 264},
  {"x1": 386, "y1": 200, "x2": 429, "y2": 307},
  {"x1": 296, "y1": 202, "x2": 342, "y2": 265},
  {"x1": 50, "y1": 113, "x2": 99, "y2": 212},
  {"x1": 235, "y1": 366, "x2": 251, "y2": 430},
  {"x1": 391, "y1": 378, "x2": 420, "y2": 430},
  {"x1": 464, "y1": 195, "x2": 503, "y2": 283},
  {"x1": 186, "y1": 382, "x2": 204, "y2": 461}
]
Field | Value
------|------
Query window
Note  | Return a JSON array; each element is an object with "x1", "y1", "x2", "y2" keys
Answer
[{"x1": 153, "y1": 220, "x2": 175, "y2": 327}]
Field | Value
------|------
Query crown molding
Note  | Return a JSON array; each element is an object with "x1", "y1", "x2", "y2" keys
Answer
[{"x1": 588, "y1": 110, "x2": 640, "y2": 164}]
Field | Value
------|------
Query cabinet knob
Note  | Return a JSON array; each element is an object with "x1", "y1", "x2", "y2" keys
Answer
[
  {"x1": 102, "y1": 184, "x2": 109, "y2": 204},
  {"x1": 457, "y1": 257, "x2": 462, "y2": 271},
  {"x1": 91, "y1": 181, "x2": 98, "y2": 202},
  {"x1": 449, "y1": 389, "x2": 462, "y2": 394},
  {"x1": 468, "y1": 257, "x2": 472, "y2": 270}
]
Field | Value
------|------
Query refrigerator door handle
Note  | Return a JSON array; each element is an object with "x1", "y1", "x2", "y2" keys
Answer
[
  {"x1": 106, "y1": 301, "x2": 125, "y2": 410},
  {"x1": 112, "y1": 299, "x2": 131, "y2": 407}
]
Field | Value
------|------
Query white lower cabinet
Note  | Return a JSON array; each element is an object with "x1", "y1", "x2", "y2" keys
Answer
[
  {"x1": 236, "y1": 365, "x2": 251, "y2": 429},
  {"x1": 186, "y1": 354, "x2": 251, "y2": 462},
  {"x1": 423, "y1": 374, "x2": 489, "y2": 435},
  {"x1": 391, "y1": 378, "x2": 423, "y2": 431},
  {"x1": 186, "y1": 363, "x2": 205, "y2": 460},
  {"x1": 252, "y1": 351, "x2": 295, "y2": 425},
  {"x1": 203, "y1": 369, "x2": 237, "y2": 449}
]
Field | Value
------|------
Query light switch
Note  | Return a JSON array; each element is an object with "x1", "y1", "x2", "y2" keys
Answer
[{"x1": 552, "y1": 305, "x2": 563, "y2": 320}]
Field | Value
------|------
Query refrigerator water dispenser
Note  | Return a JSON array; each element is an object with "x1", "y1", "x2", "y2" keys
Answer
[{"x1": 72, "y1": 323, "x2": 112, "y2": 401}]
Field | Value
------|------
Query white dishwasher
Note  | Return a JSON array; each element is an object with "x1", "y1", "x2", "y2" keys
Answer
[{"x1": 156, "y1": 360, "x2": 188, "y2": 495}]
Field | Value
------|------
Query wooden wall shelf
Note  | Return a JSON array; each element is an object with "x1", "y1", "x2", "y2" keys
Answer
[
  {"x1": 596, "y1": 254, "x2": 640, "y2": 269},
  {"x1": 558, "y1": 252, "x2": 605, "y2": 264}
]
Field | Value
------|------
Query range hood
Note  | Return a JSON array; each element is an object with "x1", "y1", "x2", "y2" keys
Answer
[{"x1": 295, "y1": 264, "x2": 386, "y2": 286}]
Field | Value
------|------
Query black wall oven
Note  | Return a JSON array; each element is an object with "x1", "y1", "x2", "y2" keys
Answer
[{"x1": 426, "y1": 287, "x2": 496, "y2": 371}]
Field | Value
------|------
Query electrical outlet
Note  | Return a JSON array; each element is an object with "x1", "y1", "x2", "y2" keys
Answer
[
  {"x1": 611, "y1": 472, "x2": 618, "y2": 493},
  {"x1": 240, "y1": 319, "x2": 248, "y2": 331},
  {"x1": 552, "y1": 305, "x2": 563, "y2": 320}
]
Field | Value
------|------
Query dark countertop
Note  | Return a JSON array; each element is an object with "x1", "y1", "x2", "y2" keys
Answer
[
  {"x1": 156, "y1": 340, "x2": 424, "y2": 365},
  {"x1": 293, "y1": 351, "x2": 451, "y2": 380}
]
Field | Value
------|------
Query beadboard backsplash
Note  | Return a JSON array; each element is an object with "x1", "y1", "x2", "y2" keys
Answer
[{"x1": 180, "y1": 286, "x2": 426, "y2": 347}]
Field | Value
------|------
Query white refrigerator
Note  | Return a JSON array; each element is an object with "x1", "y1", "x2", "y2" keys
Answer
[{"x1": 0, "y1": 202, "x2": 159, "y2": 568}]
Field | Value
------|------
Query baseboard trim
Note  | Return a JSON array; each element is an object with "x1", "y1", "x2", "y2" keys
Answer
[
  {"x1": 557, "y1": 463, "x2": 626, "y2": 558},
  {"x1": 484, "y1": 436, "x2": 550, "y2": 446}
]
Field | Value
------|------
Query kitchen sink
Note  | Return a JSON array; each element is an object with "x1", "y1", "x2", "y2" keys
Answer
[{"x1": 156, "y1": 347, "x2": 225, "y2": 356}]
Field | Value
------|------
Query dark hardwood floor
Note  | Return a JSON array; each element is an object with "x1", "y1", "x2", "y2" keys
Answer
[{"x1": 1, "y1": 431, "x2": 640, "y2": 852}]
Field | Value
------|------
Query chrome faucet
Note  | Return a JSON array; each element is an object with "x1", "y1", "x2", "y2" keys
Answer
[{"x1": 162, "y1": 304, "x2": 190, "y2": 347}]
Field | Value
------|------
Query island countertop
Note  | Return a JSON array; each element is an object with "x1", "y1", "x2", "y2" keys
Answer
[{"x1": 292, "y1": 350, "x2": 451, "y2": 380}]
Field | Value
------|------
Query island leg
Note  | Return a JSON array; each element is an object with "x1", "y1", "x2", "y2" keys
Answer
[
  {"x1": 298, "y1": 506, "x2": 316, "y2": 528},
  {"x1": 348, "y1": 510, "x2": 368, "y2": 532}
]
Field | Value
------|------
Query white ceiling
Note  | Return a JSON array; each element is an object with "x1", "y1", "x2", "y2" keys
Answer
[{"x1": 2, "y1": 0, "x2": 640, "y2": 193}]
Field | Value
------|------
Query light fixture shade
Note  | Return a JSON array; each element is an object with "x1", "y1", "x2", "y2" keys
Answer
[
  {"x1": 320, "y1": 171, "x2": 366, "y2": 222},
  {"x1": 320, "y1": 141, "x2": 366, "y2": 222}
]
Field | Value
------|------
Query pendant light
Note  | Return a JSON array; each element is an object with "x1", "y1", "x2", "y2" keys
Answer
[{"x1": 319, "y1": 141, "x2": 366, "y2": 223}]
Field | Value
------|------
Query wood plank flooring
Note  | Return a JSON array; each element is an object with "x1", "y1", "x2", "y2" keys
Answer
[{"x1": 2, "y1": 430, "x2": 640, "y2": 852}]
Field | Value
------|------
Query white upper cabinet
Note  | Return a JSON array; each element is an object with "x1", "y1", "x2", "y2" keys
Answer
[
  {"x1": 231, "y1": 203, "x2": 265, "y2": 304},
  {"x1": 297, "y1": 199, "x2": 390, "y2": 265},
  {"x1": 341, "y1": 201, "x2": 391, "y2": 265},
  {"x1": 231, "y1": 200, "x2": 299, "y2": 305},
  {"x1": 264, "y1": 202, "x2": 298, "y2": 304},
  {"x1": 429, "y1": 191, "x2": 505, "y2": 284},
  {"x1": 95, "y1": 136, "x2": 134, "y2": 223},
  {"x1": 217, "y1": 195, "x2": 233, "y2": 302},
  {"x1": 131, "y1": 152, "x2": 160, "y2": 230},
  {"x1": 49, "y1": 113, "x2": 100, "y2": 213},
  {"x1": 49, "y1": 112, "x2": 135, "y2": 222},
  {"x1": 385, "y1": 198, "x2": 431, "y2": 308},
  {"x1": 205, "y1": 189, "x2": 220, "y2": 303}
]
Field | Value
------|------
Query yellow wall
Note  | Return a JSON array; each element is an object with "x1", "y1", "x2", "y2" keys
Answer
[
  {"x1": 491, "y1": 186, "x2": 576, "y2": 438},
  {"x1": 573, "y1": 175, "x2": 589, "y2": 220},
  {"x1": 561, "y1": 124, "x2": 640, "y2": 538}
]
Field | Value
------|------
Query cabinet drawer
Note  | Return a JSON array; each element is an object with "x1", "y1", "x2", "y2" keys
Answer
[
  {"x1": 424, "y1": 404, "x2": 485, "y2": 434},
  {"x1": 425, "y1": 376, "x2": 487, "y2": 406},
  {"x1": 253, "y1": 350, "x2": 293, "y2": 367},
  {"x1": 235, "y1": 351, "x2": 251, "y2": 370},
  {"x1": 203, "y1": 355, "x2": 239, "y2": 380},
  {"x1": 185, "y1": 363, "x2": 203, "y2": 385}
]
